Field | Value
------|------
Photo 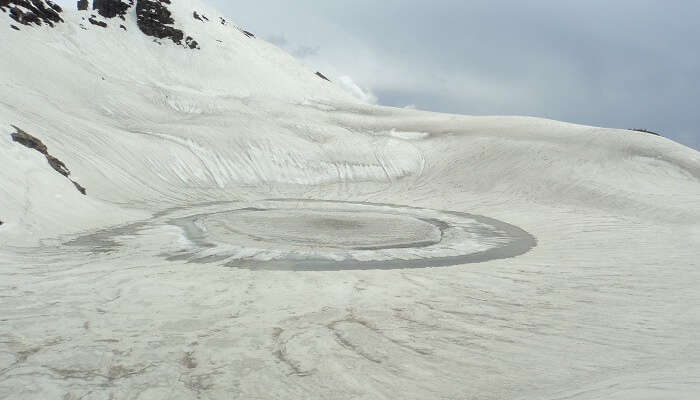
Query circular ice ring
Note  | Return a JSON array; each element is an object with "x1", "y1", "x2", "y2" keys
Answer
[{"x1": 165, "y1": 199, "x2": 537, "y2": 271}]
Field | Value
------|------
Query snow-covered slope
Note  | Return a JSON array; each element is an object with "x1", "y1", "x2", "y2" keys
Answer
[{"x1": 1, "y1": 2, "x2": 699, "y2": 399}]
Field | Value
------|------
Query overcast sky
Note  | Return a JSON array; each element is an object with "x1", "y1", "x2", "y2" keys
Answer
[{"x1": 208, "y1": 0, "x2": 699, "y2": 150}]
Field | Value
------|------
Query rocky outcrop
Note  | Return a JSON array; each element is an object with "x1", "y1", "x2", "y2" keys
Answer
[
  {"x1": 5, "y1": 0, "x2": 199, "y2": 49},
  {"x1": 92, "y1": 0, "x2": 132, "y2": 20},
  {"x1": 185, "y1": 35, "x2": 199, "y2": 49},
  {"x1": 133, "y1": 0, "x2": 198, "y2": 49},
  {"x1": 315, "y1": 72, "x2": 331, "y2": 82},
  {"x1": 136, "y1": 0, "x2": 184, "y2": 45},
  {"x1": 630, "y1": 128, "x2": 662, "y2": 137},
  {"x1": 1, "y1": 0, "x2": 63, "y2": 27},
  {"x1": 88, "y1": 16, "x2": 107, "y2": 27},
  {"x1": 10, "y1": 125, "x2": 87, "y2": 195},
  {"x1": 193, "y1": 11, "x2": 208, "y2": 22}
]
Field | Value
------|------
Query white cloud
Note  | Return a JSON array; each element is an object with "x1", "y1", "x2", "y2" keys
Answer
[{"x1": 337, "y1": 76, "x2": 377, "y2": 104}]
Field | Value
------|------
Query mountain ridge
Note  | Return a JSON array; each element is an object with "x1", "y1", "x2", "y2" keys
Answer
[{"x1": 1, "y1": 0, "x2": 261, "y2": 50}]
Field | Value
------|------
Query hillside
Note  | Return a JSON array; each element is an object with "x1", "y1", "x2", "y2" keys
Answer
[{"x1": 1, "y1": 1, "x2": 699, "y2": 399}]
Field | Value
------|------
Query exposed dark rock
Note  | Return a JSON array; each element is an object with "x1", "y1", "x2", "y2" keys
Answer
[
  {"x1": 77, "y1": 0, "x2": 88, "y2": 10},
  {"x1": 136, "y1": 0, "x2": 197, "y2": 48},
  {"x1": 46, "y1": 0, "x2": 58, "y2": 14},
  {"x1": 192, "y1": 11, "x2": 208, "y2": 22},
  {"x1": 630, "y1": 128, "x2": 662, "y2": 137},
  {"x1": 241, "y1": 29, "x2": 254, "y2": 38},
  {"x1": 46, "y1": 0, "x2": 60, "y2": 12},
  {"x1": 219, "y1": 16, "x2": 225, "y2": 25},
  {"x1": 46, "y1": 154, "x2": 70, "y2": 176},
  {"x1": 11, "y1": 126, "x2": 48, "y2": 153},
  {"x1": 10, "y1": 24, "x2": 20, "y2": 30},
  {"x1": 88, "y1": 16, "x2": 107, "y2": 27},
  {"x1": 1, "y1": 0, "x2": 64, "y2": 27},
  {"x1": 0, "y1": 220, "x2": 3, "y2": 226},
  {"x1": 92, "y1": 0, "x2": 132, "y2": 19},
  {"x1": 72, "y1": 180, "x2": 87, "y2": 195},
  {"x1": 315, "y1": 71, "x2": 331, "y2": 82},
  {"x1": 10, "y1": 125, "x2": 87, "y2": 195},
  {"x1": 119, "y1": 23, "x2": 126, "y2": 30},
  {"x1": 185, "y1": 35, "x2": 199, "y2": 49}
]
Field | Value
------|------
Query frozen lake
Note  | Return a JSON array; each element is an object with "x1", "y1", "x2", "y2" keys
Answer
[{"x1": 69, "y1": 200, "x2": 536, "y2": 271}]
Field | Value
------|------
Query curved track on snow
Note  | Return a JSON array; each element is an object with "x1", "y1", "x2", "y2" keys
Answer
[{"x1": 65, "y1": 199, "x2": 536, "y2": 271}]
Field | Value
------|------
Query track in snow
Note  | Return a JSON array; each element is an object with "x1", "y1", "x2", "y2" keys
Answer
[{"x1": 68, "y1": 199, "x2": 536, "y2": 271}]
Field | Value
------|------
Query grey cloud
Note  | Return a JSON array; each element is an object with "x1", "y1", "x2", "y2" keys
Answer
[
  {"x1": 265, "y1": 34, "x2": 288, "y2": 48},
  {"x1": 262, "y1": 34, "x2": 319, "y2": 59},
  {"x1": 292, "y1": 45, "x2": 321, "y2": 59}
]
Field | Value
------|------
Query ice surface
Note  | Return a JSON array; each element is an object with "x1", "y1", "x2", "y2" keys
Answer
[
  {"x1": 71, "y1": 199, "x2": 535, "y2": 271},
  {"x1": 1, "y1": 2, "x2": 699, "y2": 399}
]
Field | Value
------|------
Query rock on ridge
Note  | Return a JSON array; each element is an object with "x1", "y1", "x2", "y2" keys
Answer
[
  {"x1": 72, "y1": 0, "x2": 200, "y2": 49},
  {"x1": 10, "y1": 125, "x2": 87, "y2": 195},
  {"x1": 1, "y1": 0, "x2": 63, "y2": 27},
  {"x1": 91, "y1": 0, "x2": 132, "y2": 19},
  {"x1": 136, "y1": 0, "x2": 189, "y2": 46}
]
